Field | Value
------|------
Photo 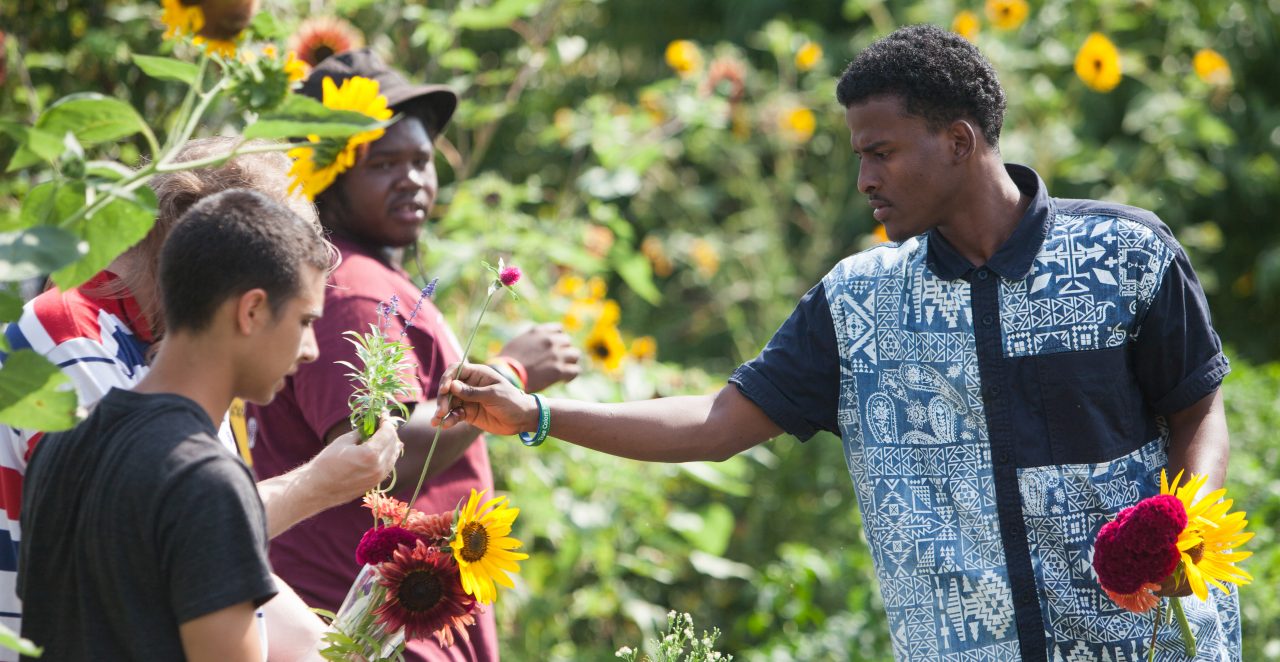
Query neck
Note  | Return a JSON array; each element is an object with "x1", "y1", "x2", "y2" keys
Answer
[
  {"x1": 934, "y1": 158, "x2": 1028, "y2": 268},
  {"x1": 133, "y1": 330, "x2": 235, "y2": 425}
]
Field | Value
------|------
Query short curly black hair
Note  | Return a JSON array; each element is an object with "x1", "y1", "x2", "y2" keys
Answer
[{"x1": 836, "y1": 24, "x2": 1007, "y2": 147}]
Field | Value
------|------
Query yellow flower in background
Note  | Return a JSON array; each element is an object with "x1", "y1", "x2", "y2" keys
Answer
[
  {"x1": 283, "y1": 50, "x2": 309, "y2": 84},
  {"x1": 1193, "y1": 48, "x2": 1232, "y2": 86},
  {"x1": 630, "y1": 336, "x2": 657, "y2": 362},
  {"x1": 450, "y1": 489, "x2": 528, "y2": 605},
  {"x1": 1160, "y1": 470, "x2": 1254, "y2": 601},
  {"x1": 585, "y1": 322, "x2": 628, "y2": 373},
  {"x1": 554, "y1": 274, "x2": 585, "y2": 298},
  {"x1": 665, "y1": 40, "x2": 703, "y2": 77},
  {"x1": 598, "y1": 299, "x2": 621, "y2": 328},
  {"x1": 779, "y1": 106, "x2": 816, "y2": 143},
  {"x1": 587, "y1": 276, "x2": 608, "y2": 300},
  {"x1": 985, "y1": 0, "x2": 1028, "y2": 30},
  {"x1": 690, "y1": 239, "x2": 720, "y2": 278},
  {"x1": 287, "y1": 76, "x2": 392, "y2": 199},
  {"x1": 585, "y1": 224, "x2": 615, "y2": 258},
  {"x1": 952, "y1": 11, "x2": 981, "y2": 42},
  {"x1": 872, "y1": 224, "x2": 889, "y2": 244},
  {"x1": 795, "y1": 42, "x2": 822, "y2": 71},
  {"x1": 195, "y1": 35, "x2": 238, "y2": 58},
  {"x1": 1074, "y1": 33, "x2": 1123, "y2": 93},
  {"x1": 289, "y1": 15, "x2": 366, "y2": 67},
  {"x1": 160, "y1": 0, "x2": 203, "y2": 39}
]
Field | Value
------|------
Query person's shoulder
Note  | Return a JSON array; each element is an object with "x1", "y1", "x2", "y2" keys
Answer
[
  {"x1": 826, "y1": 235, "x2": 926, "y2": 284},
  {"x1": 1053, "y1": 197, "x2": 1179, "y2": 252}
]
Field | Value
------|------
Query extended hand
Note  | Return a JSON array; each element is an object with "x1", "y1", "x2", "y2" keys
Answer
[
  {"x1": 433, "y1": 362, "x2": 539, "y2": 435},
  {"x1": 498, "y1": 322, "x2": 581, "y2": 392},
  {"x1": 307, "y1": 417, "x2": 403, "y2": 503}
]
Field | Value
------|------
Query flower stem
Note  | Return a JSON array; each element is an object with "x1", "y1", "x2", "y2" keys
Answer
[
  {"x1": 1147, "y1": 600, "x2": 1161, "y2": 662},
  {"x1": 400, "y1": 286, "x2": 499, "y2": 522},
  {"x1": 1171, "y1": 597, "x2": 1196, "y2": 658}
]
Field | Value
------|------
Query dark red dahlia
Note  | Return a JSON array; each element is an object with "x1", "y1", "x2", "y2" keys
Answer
[{"x1": 356, "y1": 525, "x2": 421, "y2": 566}]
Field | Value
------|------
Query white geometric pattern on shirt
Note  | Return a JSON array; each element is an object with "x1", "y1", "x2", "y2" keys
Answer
[
  {"x1": 1001, "y1": 215, "x2": 1174, "y2": 357},
  {"x1": 827, "y1": 241, "x2": 1018, "y2": 660}
]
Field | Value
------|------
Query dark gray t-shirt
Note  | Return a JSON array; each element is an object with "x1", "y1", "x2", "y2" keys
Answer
[{"x1": 18, "y1": 388, "x2": 276, "y2": 661}]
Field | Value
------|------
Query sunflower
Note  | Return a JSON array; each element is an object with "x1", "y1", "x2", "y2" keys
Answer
[
  {"x1": 985, "y1": 0, "x2": 1028, "y2": 30},
  {"x1": 288, "y1": 16, "x2": 365, "y2": 68},
  {"x1": 1193, "y1": 48, "x2": 1231, "y2": 86},
  {"x1": 630, "y1": 336, "x2": 657, "y2": 362},
  {"x1": 194, "y1": 35, "x2": 238, "y2": 58},
  {"x1": 450, "y1": 489, "x2": 528, "y2": 605},
  {"x1": 287, "y1": 75, "x2": 392, "y2": 199},
  {"x1": 952, "y1": 10, "x2": 980, "y2": 42},
  {"x1": 375, "y1": 540, "x2": 476, "y2": 647},
  {"x1": 665, "y1": 40, "x2": 703, "y2": 78},
  {"x1": 1075, "y1": 33, "x2": 1123, "y2": 93},
  {"x1": 779, "y1": 106, "x2": 816, "y2": 144},
  {"x1": 1160, "y1": 470, "x2": 1254, "y2": 601},
  {"x1": 160, "y1": 0, "x2": 203, "y2": 39},
  {"x1": 794, "y1": 42, "x2": 822, "y2": 72},
  {"x1": 585, "y1": 321, "x2": 627, "y2": 373}
]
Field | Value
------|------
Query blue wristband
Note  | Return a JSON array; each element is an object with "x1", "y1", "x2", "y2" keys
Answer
[{"x1": 518, "y1": 393, "x2": 550, "y2": 447}]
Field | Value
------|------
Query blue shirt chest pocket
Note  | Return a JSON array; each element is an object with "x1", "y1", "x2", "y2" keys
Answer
[{"x1": 1032, "y1": 345, "x2": 1150, "y2": 465}]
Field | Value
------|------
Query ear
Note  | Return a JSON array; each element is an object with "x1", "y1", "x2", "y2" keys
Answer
[
  {"x1": 948, "y1": 119, "x2": 978, "y2": 163},
  {"x1": 235, "y1": 288, "x2": 271, "y2": 336}
]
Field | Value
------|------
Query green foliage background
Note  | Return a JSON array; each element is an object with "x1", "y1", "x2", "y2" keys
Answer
[{"x1": 2, "y1": 0, "x2": 1278, "y2": 659}]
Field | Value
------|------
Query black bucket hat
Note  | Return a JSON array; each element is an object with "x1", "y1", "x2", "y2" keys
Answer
[{"x1": 298, "y1": 47, "x2": 458, "y2": 139}]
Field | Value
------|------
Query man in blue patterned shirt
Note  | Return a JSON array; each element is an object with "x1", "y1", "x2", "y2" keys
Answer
[{"x1": 432, "y1": 24, "x2": 1237, "y2": 662}]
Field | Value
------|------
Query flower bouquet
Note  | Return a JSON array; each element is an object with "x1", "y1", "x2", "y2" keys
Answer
[
  {"x1": 320, "y1": 262, "x2": 527, "y2": 659},
  {"x1": 1092, "y1": 470, "x2": 1252, "y2": 660}
]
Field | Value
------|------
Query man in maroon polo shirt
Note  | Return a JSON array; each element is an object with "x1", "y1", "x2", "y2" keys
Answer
[{"x1": 247, "y1": 49, "x2": 580, "y2": 661}]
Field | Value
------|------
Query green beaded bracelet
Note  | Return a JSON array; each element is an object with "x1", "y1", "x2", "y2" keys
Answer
[{"x1": 518, "y1": 393, "x2": 550, "y2": 447}]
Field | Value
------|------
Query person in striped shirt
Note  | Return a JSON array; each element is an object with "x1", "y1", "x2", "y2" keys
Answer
[{"x1": 0, "y1": 137, "x2": 402, "y2": 660}]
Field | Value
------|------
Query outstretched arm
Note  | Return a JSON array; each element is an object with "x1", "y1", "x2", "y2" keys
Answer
[{"x1": 433, "y1": 362, "x2": 783, "y2": 462}]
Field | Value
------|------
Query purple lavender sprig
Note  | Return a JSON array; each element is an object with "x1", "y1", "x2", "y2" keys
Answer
[{"x1": 398, "y1": 278, "x2": 439, "y2": 341}]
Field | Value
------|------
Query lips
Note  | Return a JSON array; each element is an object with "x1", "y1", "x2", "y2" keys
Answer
[{"x1": 869, "y1": 198, "x2": 890, "y2": 222}]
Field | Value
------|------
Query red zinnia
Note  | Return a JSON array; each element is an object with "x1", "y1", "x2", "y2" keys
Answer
[
  {"x1": 356, "y1": 525, "x2": 420, "y2": 566},
  {"x1": 1093, "y1": 494, "x2": 1187, "y2": 595},
  {"x1": 287, "y1": 16, "x2": 365, "y2": 67},
  {"x1": 375, "y1": 541, "x2": 477, "y2": 647}
]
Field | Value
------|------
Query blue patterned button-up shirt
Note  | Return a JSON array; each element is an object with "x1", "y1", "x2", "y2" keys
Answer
[{"x1": 732, "y1": 165, "x2": 1238, "y2": 661}]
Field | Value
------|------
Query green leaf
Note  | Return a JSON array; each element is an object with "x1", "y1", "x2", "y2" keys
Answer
[
  {"x1": 132, "y1": 54, "x2": 201, "y2": 85},
  {"x1": 244, "y1": 95, "x2": 394, "y2": 141},
  {"x1": 248, "y1": 11, "x2": 285, "y2": 40},
  {"x1": 613, "y1": 251, "x2": 661, "y2": 305},
  {"x1": 0, "y1": 226, "x2": 84, "y2": 282},
  {"x1": 0, "y1": 622, "x2": 42, "y2": 657},
  {"x1": 450, "y1": 0, "x2": 540, "y2": 30},
  {"x1": 440, "y1": 48, "x2": 480, "y2": 71},
  {"x1": 0, "y1": 350, "x2": 80, "y2": 432},
  {"x1": 19, "y1": 180, "x2": 86, "y2": 228},
  {"x1": 36, "y1": 93, "x2": 148, "y2": 149},
  {"x1": 4, "y1": 126, "x2": 65, "y2": 172},
  {"x1": 0, "y1": 289, "x2": 24, "y2": 323},
  {"x1": 50, "y1": 190, "x2": 157, "y2": 290}
]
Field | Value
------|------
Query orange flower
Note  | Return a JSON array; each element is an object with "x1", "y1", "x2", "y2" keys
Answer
[
  {"x1": 779, "y1": 106, "x2": 816, "y2": 143},
  {"x1": 288, "y1": 16, "x2": 365, "y2": 67},
  {"x1": 1193, "y1": 48, "x2": 1231, "y2": 86},
  {"x1": 1075, "y1": 33, "x2": 1122, "y2": 93},
  {"x1": 665, "y1": 40, "x2": 703, "y2": 77},
  {"x1": 952, "y1": 11, "x2": 980, "y2": 42},
  {"x1": 985, "y1": 0, "x2": 1028, "y2": 30},
  {"x1": 794, "y1": 42, "x2": 822, "y2": 72}
]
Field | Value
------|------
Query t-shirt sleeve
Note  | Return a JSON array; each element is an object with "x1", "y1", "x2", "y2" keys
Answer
[
  {"x1": 1131, "y1": 246, "x2": 1230, "y2": 415},
  {"x1": 155, "y1": 450, "x2": 276, "y2": 624},
  {"x1": 291, "y1": 294, "x2": 444, "y2": 439},
  {"x1": 729, "y1": 282, "x2": 840, "y2": 440}
]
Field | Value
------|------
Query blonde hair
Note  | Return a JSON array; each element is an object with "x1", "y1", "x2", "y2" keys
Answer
[{"x1": 96, "y1": 137, "x2": 323, "y2": 338}]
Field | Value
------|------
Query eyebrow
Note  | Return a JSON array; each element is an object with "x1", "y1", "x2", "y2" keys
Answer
[{"x1": 854, "y1": 140, "x2": 891, "y2": 154}]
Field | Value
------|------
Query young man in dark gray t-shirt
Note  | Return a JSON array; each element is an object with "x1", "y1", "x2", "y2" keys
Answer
[{"x1": 19, "y1": 189, "x2": 335, "y2": 661}]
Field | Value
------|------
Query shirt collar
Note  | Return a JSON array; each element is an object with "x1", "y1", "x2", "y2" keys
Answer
[{"x1": 925, "y1": 163, "x2": 1051, "y2": 281}]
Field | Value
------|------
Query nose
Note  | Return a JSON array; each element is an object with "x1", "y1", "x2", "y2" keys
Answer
[
  {"x1": 857, "y1": 162, "x2": 879, "y2": 195},
  {"x1": 297, "y1": 327, "x2": 319, "y2": 365}
]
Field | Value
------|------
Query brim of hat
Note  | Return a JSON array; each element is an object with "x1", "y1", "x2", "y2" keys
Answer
[{"x1": 385, "y1": 84, "x2": 458, "y2": 139}]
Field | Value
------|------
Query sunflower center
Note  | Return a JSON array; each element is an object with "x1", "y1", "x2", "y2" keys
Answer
[
  {"x1": 313, "y1": 44, "x2": 337, "y2": 64},
  {"x1": 589, "y1": 340, "x2": 611, "y2": 360},
  {"x1": 1188, "y1": 541, "x2": 1205, "y2": 565},
  {"x1": 398, "y1": 569, "x2": 444, "y2": 613},
  {"x1": 1093, "y1": 58, "x2": 1103, "y2": 73},
  {"x1": 460, "y1": 522, "x2": 489, "y2": 562}
]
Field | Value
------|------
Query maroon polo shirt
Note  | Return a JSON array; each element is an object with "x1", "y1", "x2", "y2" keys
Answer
[{"x1": 248, "y1": 236, "x2": 497, "y2": 661}]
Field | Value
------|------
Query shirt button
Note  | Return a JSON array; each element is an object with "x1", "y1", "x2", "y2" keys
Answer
[
  {"x1": 982, "y1": 314, "x2": 994, "y2": 326},
  {"x1": 998, "y1": 451, "x2": 1010, "y2": 463},
  {"x1": 976, "y1": 269, "x2": 989, "y2": 280},
  {"x1": 989, "y1": 385, "x2": 1001, "y2": 396}
]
